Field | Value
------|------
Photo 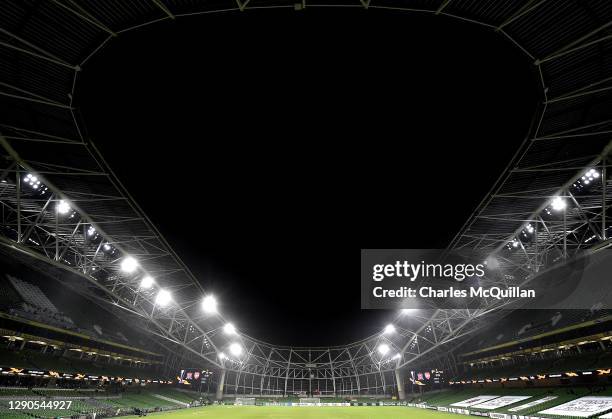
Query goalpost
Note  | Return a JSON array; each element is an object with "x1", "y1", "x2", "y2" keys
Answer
[
  {"x1": 299, "y1": 397, "x2": 321, "y2": 404},
  {"x1": 235, "y1": 397, "x2": 256, "y2": 405}
]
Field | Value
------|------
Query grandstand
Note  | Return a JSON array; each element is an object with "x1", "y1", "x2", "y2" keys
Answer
[{"x1": 1, "y1": 0, "x2": 612, "y2": 419}]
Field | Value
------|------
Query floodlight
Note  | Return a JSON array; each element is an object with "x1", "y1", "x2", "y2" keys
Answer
[
  {"x1": 512, "y1": 239, "x2": 519, "y2": 248},
  {"x1": 224, "y1": 323, "x2": 236, "y2": 335},
  {"x1": 218, "y1": 352, "x2": 227, "y2": 360},
  {"x1": 377, "y1": 344, "x2": 390, "y2": 355},
  {"x1": 120, "y1": 256, "x2": 138, "y2": 273},
  {"x1": 202, "y1": 295, "x2": 217, "y2": 313},
  {"x1": 384, "y1": 324, "x2": 395, "y2": 334},
  {"x1": 140, "y1": 276, "x2": 154, "y2": 289},
  {"x1": 484, "y1": 256, "x2": 500, "y2": 270},
  {"x1": 103, "y1": 243, "x2": 111, "y2": 251},
  {"x1": 155, "y1": 289, "x2": 171, "y2": 306},
  {"x1": 401, "y1": 309, "x2": 417, "y2": 315},
  {"x1": 229, "y1": 343, "x2": 242, "y2": 356},
  {"x1": 87, "y1": 226, "x2": 96, "y2": 236},
  {"x1": 551, "y1": 196, "x2": 567, "y2": 211},
  {"x1": 393, "y1": 353, "x2": 401, "y2": 360},
  {"x1": 24, "y1": 174, "x2": 41, "y2": 189},
  {"x1": 57, "y1": 200, "x2": 71, "y2": 215}
]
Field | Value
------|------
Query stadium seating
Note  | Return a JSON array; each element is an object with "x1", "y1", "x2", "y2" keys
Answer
[
  {"x1": 0, "y1": 346, "x2": 30, "y2": 369},
  {"x1": 0, "y1": 401, "x2": 28, "y2": 419},
  {"x1": 0, "y1": 386, "x2": 195, "y2": 417},
  {"x1": 0, "y1": 344, "x2": 163, "y2": 384},
  {"x1": 7, "y1": 276, "x2": 60, "y2": 313},
  {"x1": 0, "y1": 387, "x2": 39, "y2": 398},
  {"x1": 155, "y1": 388, "x2": 199, "y2": 404},
  {"x1": 413, "y1": 386, "x2": 612, "y2": 416}
]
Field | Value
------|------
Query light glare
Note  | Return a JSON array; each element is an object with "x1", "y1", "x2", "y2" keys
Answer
[
  {"x1": 224, "y1": 323, "x2": 236, "y2": 335},
  {"x1": 229, "y1": 343, "x2": 242, "y2": 356},
  {"x1": 140, "y1": 276, "x2": 154, "y2": 289},
  {"x1": 155, "y1": 289, "x2": 171, "y2": 306},
  {"x1": 384, "y1": 324, "x2": 395, "y2": 334},
  {"x1": 551, "y1": 196, "x2": 567, "y2": 211},
  {"x1": 378, "y1": 344, "x2": 390, "y2": 355},
  {"x1": 57, "y1": 200, "x2": 71, "y2": 215},
  {"x1": 484, "y1": 256, "x2": 500, "y2": 270},
  {"x1": 120, "y1": 256, "x2": 138, "y2": 273},
  {"x1": 202, "y1": 295, "x2": 218, "y2": 313}
]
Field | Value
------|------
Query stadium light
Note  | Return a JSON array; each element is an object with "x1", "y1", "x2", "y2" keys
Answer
[
  {"x1": 377, "y1": 344, "x2": 390, "y2": 356},
  {"x1": 484, "y1": 256, "x2": 500, "y2": 270},
  {"x1": 218, "y1": 352, "x2": 227, "y2": 360},
  {"x1": 87, "y1": 226, "x2": 96, "y2": 236},
  {"x1": 229, "y1": 343, "x2": 243, "y2": 356},
  {"x1": 401, "y1": 309, "x2": 417, "y2": 315},
  {"x1": 24, "y1": 174, "x2": 41, "y2": 189},
  {"x1": 56, "y1": 200, "x2": 71, "y2": 215},
  {"x1": 155, "y1": 289, "x2": 171, "y2": 306},
  {"x1": 551, "y1": 196, "x2": 567, "y2": 211},
  {"x1": 202, "y1": 295, "x2": 218, "y2": 314},
  {"x1": 384, "y1": 324, "x2": 395, "y2": 334},
  {"x1": 120, "y1": 256, "x2": 139, "y2": 273},
  {"x1": 393, "y1": 353, "x2": 401, "y2": 360},
  {"x1": 140, "y1": 276, "x2": 154, "y2": 289},
  {"x1": 224, "y1": 323, "x2": 237, "y2": 335}
]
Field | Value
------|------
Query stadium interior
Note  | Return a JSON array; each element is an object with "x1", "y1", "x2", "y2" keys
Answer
[{"x1": 2, "y1": 0, "x2": 612, "y2": 419}]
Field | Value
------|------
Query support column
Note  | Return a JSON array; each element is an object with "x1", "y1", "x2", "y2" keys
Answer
[
  {"x1": 395, "y1": 369, "x2": 406, "y2": 400},
  {"x1": 216, "y1": 369, "x2": 226, "y2": 401}
]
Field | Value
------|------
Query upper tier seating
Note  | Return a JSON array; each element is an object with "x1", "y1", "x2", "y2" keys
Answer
[{"x1": 7, "y1": 276, "x2": 59, "y2": 313}]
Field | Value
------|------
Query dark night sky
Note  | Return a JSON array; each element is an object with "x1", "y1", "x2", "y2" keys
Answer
[{"x1": 74, "y1": 9, "x2": 538, "y2": 346}]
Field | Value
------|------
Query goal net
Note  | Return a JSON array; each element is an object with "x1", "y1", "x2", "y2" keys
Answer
[
  {"x1": 299, "y1": 398, "x2": 321, "y2": 404},
  {"x1": 235, "y1": 397, "x2": 256, "y2": 405}
]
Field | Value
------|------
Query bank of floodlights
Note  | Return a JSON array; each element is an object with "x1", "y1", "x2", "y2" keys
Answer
[
  {"x1": 24, "y1": 173, "x2": 40, "y2": 188},
  {"x1": 224, "y1": 323, "x2": 237, "y2": 335},
  {"x1": 551, "y1": 196, "x2": 567, "y2": 211},
  {"x1": 384, "y1": 324, "x2": 395, "y2": 334},
  {"x1": 23, "y1": 173, "x2": 49, "y2": 195},
  {"x1": 56, "y1": 200, "x2": 71, "y2": 215},
  {"x1": 120, "y1": 256, "x2": 139, "y2": 274},
  {"x1": 484, "y1": 256, "x2": 500, "y2": 270},
  {"x1": 229, "y1": 343, "x2": 243, "y2": 356},
  {"x1": 377, "y1": 343, "x2": 390, "y2": 355},
  {"x1": 155, "y1": 289, "x2": 172, "y2": 307},
  {"x1": 573, "y1": 168, "x2": 600, "y2": 190},
  {"x1": 140, "y1": 276, "x2": 154, "y2": 289},
  {"x1": 202, "y1": 295, "x2": 218, "y2": 314}
]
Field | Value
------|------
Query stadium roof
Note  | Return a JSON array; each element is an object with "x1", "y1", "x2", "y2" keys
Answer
[{"x1": 1, "y1": 0, "x2": 612, "y2": 379}]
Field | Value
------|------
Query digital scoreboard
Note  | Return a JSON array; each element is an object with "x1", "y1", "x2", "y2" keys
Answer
[
  {"x1": 178, "y1": 368, "x2": 213, "y2": 391},
  {"x1": 410, "y1": 368, "x2": 445, "y2": 389}
]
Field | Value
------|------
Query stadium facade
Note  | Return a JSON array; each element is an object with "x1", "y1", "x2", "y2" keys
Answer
[{"x1": 1, "y1": 0, "x2": 612, "y2": 408}]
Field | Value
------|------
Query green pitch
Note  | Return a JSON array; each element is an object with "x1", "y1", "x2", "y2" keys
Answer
[{"x1": 125, "y1": 406, "x2": 462, "y2": 419}]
